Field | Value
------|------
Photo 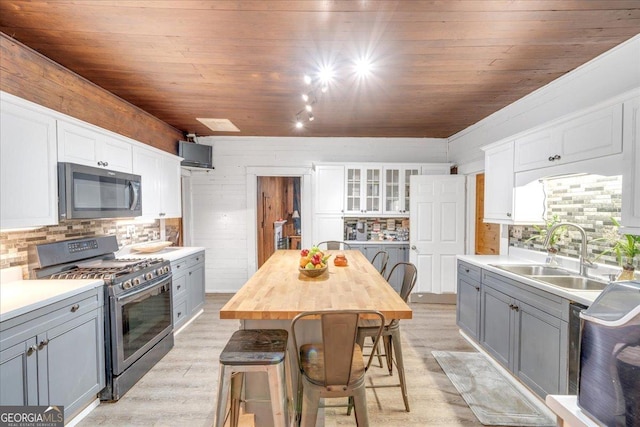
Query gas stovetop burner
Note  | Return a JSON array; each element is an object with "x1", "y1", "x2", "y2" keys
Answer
[{"x1": 32, "y1": 236, "x2": 172, "y2": 294}]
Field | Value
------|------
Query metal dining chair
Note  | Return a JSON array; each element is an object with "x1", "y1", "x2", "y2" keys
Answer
[
  {"x1": 355, "y1": 262, "x2": 417, "y2": 412},
  {"x1": 291, "y1": 309, "x2": 385, "y2": 426},
  {"x1": 370, "y1": 250, "x2": 389, "y2": 276},
  {"x1": 315, "y1": 241, "x2": 352, "y2": 250}
]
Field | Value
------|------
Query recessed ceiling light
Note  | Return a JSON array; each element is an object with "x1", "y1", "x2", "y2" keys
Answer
[
  {"x1": 319, "y1": 65, "x2": 334, "y2": 85},
  {"x1": 196, "y1": 118, "x2": 240, "y2": 132},
  {"x1": 354, "y1": 57, "x2": 372, "y2": 77}
]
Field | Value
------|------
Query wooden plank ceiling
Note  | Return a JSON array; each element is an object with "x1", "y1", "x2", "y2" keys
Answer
[{"x1": 0, "y1": 1, "x2": 638, "y2": 138}]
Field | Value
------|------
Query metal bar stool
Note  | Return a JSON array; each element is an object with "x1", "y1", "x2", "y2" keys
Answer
[{"x1": 215, "y1": 329, "x2": 290, "y2": 427}]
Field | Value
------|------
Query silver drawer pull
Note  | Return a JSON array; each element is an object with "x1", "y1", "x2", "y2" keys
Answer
[
  {"x1": 70, "y1": 304, "x2": 80, "y2": 312},
  {"x1": 38, "y1": 339, "x2": 49, "y2": 350},
  {"x1": 177, "y1": 285, "x2": 181, "y2": 290},
  {"x1": 26, "y1": 345, "x2": 38, "y2": 356}
]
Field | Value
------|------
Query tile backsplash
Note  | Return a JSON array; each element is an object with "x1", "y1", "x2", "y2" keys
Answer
[
  {"x1": 0, "y1": 219, "x2": 161, "y2": 279},
  {"x1": 509, "y1": 174, "x2": 624, "y2": 267}
]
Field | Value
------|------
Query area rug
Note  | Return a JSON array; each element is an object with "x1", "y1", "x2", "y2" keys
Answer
[{"x1": 432, "y1": 351, "x2": 556, "y2": 427}]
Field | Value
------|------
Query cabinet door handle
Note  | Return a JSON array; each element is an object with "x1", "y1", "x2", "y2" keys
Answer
[
  {"x1": 513, "y1": 305, "x2": 519, "y2": 312},
  {"x1": 475, "y1": 286, "x2": 480, "y2": 291},
  {"x1": 177, "y1": 311, "x2": 182, "y2": 317},
  {"x1": 176, "y1": 265, "x2": 181, "y2": 269},
  {"x1": 189, "y1": 272, "x2": 192, "y2": 276},
  {"x1": 506, "y1": 212, "x2": 512, "y2": 217},
  {"x1": 464, "y1": 268, "x2": 470, "y2": 273},
  {"x1": 70, "y1": 304, "x2": 80, "y2": 312},
  {"x1": 548, "y1": 156, "x2": 555, "y2": 162},
  {"x1": 195, "y1": 257, "x2": 200, "y2": 262},
  {"x1": 38, "y1": 339, "x2": 49, "y2": 350},
  {"x1": 26, "y1": 345, "x2": 38, "y2": 356},
  {"x1": 177, "y1": 285, "x2": 181, "y2": 290}
]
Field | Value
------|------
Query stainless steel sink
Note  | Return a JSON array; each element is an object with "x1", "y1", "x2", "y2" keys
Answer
[
  {"x1": 490, "y1": 264, "x2": 572, "y2": 276},
  {"x1": 533, "y1": 275, "x2": 608, "y2": 291}
]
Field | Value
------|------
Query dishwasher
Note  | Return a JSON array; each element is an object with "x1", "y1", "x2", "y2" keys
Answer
[{"x1": 569, "y1": 301, "x2": 588, "y2": 394}]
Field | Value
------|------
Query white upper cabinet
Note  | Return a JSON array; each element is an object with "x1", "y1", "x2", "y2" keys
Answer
[
  {"x1": 383, "y1": 165, "x2": 420, "y2": 215},
  {"x1": 57, "y1": 120, "x2": 133, "y2": 172},
  {"x1": 344, "y1": 165, "x2": 382, "y2": 215},
  {"x1": 483, "y1": 141, "x2": 544, "y2": 225},
  {"x1": 313, "y1": 165, "x2": 345, "y2": 214},
  {"x1": 514, "y1": 103, "x2": 623, "y2": 172},
  {"x1": 621, "y1": 95, "x2": 640, "y2": 233},
  {"x1": 1, "y1": 95, "x2": 58, "y2": 229},
  {"x1": 133, "y1": 146, "x2": 181, "y2": 220}
]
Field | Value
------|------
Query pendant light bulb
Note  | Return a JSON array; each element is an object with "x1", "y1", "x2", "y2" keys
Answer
[
  {"x1": 301, "y1": 93, "x2": 309, "y2": 102},
  {"x1": 305, "y1": 104, "x2": 313, "y2": 112}
]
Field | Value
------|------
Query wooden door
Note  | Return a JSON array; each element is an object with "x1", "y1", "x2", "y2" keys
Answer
[
  {"x1": 257, "y1": 177, "x2": 296, "y2": 267},
  {"x1": 475, "y1": 174, "x2": 500, "y2": 254}
]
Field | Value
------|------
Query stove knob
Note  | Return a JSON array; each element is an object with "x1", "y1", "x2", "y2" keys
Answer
[
  {"x1": 123, "y1": 280, "x2": 133, "y2": 289},
  {"x1": 156, "y1": 267, "x2": 165, "y2": 275},
  {"x1": 164, "y1": 266, "x2": 171, "y2": 274},
  {"x1": 145, "y1": 272, "x2": 154, "y2": 280},
  {"x1": 133, "y1": 278, "x2": 141, "y2": 286}
]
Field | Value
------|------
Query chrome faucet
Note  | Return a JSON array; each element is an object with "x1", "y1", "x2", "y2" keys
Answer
[{"x1": 543, "y1": 222, "x2": 596, "y2": 277}]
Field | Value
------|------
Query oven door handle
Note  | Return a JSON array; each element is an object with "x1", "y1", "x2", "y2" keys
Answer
[{"x1": 116, "y1": 276, "x2": 171, "y2": 303}]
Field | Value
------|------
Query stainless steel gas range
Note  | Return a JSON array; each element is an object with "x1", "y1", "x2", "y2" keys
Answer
[{"x1": 31, "y1": 235, "x2": 174, "y2": 401}]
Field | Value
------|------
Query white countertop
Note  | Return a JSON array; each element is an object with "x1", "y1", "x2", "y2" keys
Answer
[
  {"x1": 117, "y1": 245, "x2": 205, "y2": 262},
  {"x1": 0, "y1": 279, "x2": 104, "y2": 323},
  {"x1": 545, "y1": 395, "x2": 602, "y2": 427},
  {"x1": 457, "y1": 254, "x2": 606, "y2": 306}
]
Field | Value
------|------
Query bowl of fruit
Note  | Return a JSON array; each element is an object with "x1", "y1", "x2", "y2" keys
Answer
[{"x1": 298, "y1": 247, "x2": 331, "y2": 278}]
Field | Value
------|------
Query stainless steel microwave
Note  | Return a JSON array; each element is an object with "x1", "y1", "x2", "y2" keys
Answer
[{"x1": 58, "y1": 162, "x2": 142, "y2": 220}]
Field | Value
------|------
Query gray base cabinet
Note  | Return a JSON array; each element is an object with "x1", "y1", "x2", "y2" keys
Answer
[
  {"x1": 457, "y1": 260, "x2": 570, "y2": 398},
  {"x1": 171, "y1": 250, "x2": 205, "y2": 330},
  {"x1": 350, "y1": 243, "x2": 410, "y2": 290},
  {"x1": 456, "y1": 261, "x2": 481, "y2": 340},
  {"x1": 0, "y1": 287, "x2": 105, "y2": 420}
]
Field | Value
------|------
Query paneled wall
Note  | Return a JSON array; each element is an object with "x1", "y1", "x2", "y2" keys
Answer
[
  {"x1": 0, "y1": 33, "x2": 183, "y2": 153},
  {"x1": 191, "y1": 136, "x2": 448, "y2": 292},
  {"x1": 448, "y1": 35, "x2": 640, "y2": 173}
]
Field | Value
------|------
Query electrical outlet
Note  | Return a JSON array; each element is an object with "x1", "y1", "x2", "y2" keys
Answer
[{"x1": 512, "y1": 226, "x2": 524, "y2": 239}]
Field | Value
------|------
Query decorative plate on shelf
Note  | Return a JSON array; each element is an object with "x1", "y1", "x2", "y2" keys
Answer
[
  {"x1": 131, "y1": 241, "x2": 173, "y2": 253},
  {"x1": 299, "y1": 266, "x2": 328, "y2": 278}
]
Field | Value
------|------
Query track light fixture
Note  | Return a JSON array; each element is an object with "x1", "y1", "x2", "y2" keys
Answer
[{"x1": 294, "y1": 74, "x2": 327, "y2": 130}]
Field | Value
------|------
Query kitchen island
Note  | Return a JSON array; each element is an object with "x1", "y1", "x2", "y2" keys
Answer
[{"x1": 220, "y1": 249, "x2": 412, "y2": 426}]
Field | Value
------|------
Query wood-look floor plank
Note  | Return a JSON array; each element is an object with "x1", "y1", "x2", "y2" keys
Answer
[{"x1": 77, "y1": 294, "x2": 486, "y2": 426}]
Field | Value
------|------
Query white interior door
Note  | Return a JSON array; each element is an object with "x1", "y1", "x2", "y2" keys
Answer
[{"x1": 410, "y1": 175, "x2": 466, "y2": 294}]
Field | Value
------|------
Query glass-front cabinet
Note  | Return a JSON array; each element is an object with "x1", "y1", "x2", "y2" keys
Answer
[
  {"x1": 383, "y1": 166, "x2": 420, "y2": 215},
  {"x1": 345, "y1": 166, "x2": 382, "y2": 214}
]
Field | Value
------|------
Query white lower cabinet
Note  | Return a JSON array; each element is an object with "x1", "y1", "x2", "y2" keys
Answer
[
  {"x1": 171, "y1": 251, "x2": 205, "y2": 331},
  {"x1": 0, "y1": 288, "x2": 105, "y2": 420},
  {"x1": 133, "y1": 146, "x2": 182, "y2": 219},
  {"x1": 0, "y1": 94, "x2": 58, "y2": 229}
]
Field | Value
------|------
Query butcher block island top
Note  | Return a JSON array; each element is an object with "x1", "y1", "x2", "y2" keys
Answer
[{"x1": 220, "y1": 250, "x2": 412, "y2": 320}]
